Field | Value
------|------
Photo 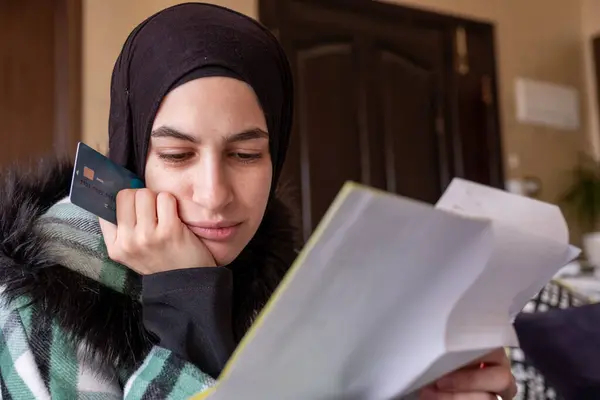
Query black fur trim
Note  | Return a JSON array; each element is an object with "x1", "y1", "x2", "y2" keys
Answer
[{"x1": 0, "y1": 157, "x2": 301, "y2": 370}]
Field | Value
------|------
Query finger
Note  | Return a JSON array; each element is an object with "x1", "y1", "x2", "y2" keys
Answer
[
  {"x1": 479, "y1": 348, "x2": 510, "y2": 366},
  {"x1": 436, "y1": 365, "x2": 514, "y2": 395},
  {"x1": 135, "y1": 189, "x2": 158, "y2": 233},
  {"x1": 420, "y1": 385, "x2": 496, "y2": 400},
  {"x1": 478, "y1": 349, "x2": 516, "y2": 398},
  {"x1": 116, "y1": 189, "x2": 137, "y2": 228},
  {"x1": 98, "y1": 217, "x2": 117, "y2": 245},
  {"x1": 156, "y1": 192, "x2": 179, "y2": 227},
  {"x1": 462, "y1": 349, "x2": 507, "y2": 370}
]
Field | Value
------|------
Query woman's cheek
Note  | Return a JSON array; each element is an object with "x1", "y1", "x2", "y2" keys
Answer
[{"x1": 145, "y1": 164, "x2": 189, "y2": 196}]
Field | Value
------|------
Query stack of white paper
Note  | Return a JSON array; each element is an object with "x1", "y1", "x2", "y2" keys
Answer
[{"x1": 207, "y1": 178, "x2": 579, "y2": 400}]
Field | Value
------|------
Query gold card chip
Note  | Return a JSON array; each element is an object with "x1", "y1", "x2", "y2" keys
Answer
[{"x1": 83, "y1": 166, "x2": 95, "y2": 180}]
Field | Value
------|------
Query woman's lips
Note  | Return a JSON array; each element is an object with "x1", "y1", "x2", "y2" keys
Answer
[{"x1": 185, "y1": 222, "x2": 241, "y2": 241}]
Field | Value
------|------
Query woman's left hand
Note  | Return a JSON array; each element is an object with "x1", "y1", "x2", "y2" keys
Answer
[{"x1": 418, "y1": 348, "x2": 517, "y2": 399}]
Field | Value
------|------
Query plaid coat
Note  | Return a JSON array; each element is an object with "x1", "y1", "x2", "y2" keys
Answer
[{"x1": 0, "y1": 158, "x2": 299, "y2": 399}]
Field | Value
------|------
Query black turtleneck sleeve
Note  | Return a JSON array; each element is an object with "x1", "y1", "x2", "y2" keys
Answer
[{"x1": 141, "y1": 267, "x2": 236, "y2": 378}]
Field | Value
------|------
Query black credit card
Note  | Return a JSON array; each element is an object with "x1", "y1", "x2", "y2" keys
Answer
[{"x1": 69, "y1": 142, "x2": 145, "y2": 224}]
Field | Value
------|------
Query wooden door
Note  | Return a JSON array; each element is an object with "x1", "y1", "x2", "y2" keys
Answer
[
  {"x1": 261, "y1": 0, "x2": 504, "y2": 240},
  {"x1": 0, "y1": 0, "x2": 81, "y2": 168}
]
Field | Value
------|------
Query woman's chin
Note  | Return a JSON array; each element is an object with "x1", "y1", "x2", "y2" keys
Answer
[
  {"x1": 206, "y1": 243, "x2": 244, "y2": 267},
  {"x1": 199, "y1": 224, "x2": 256, "y2": 267}
]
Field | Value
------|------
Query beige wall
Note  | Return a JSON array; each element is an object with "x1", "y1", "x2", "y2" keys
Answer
[{"x1": 83, "y1": 0, "x2": 598, "y2": 209}]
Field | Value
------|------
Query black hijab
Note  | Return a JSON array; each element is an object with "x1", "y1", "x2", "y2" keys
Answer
[{"x1": 107, "y1": 2, "x2": 293, "y2": 189}]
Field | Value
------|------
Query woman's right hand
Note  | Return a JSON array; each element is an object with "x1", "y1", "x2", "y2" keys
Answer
[{"x1": 99, "y1": 189, "x2": 217, "y2": 274}]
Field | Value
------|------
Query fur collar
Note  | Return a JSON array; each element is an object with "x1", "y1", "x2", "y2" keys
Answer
[{"x1": 0, "y1": 157, "x2": 301, "y2": 371}]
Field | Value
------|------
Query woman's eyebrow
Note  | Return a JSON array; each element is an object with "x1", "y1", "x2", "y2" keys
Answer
[
  {"x1": 151, "y1": 126, "x2": 197, "y2": 143},
  {"x1": 150, "y1": 126, "x2": 268, "y2": 144},
  {"x1": 224, "y1": 128, "x2": 268, "y2": 144}
]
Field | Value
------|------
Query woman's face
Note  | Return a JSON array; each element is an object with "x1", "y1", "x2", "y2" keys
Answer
[{"x1": 146, "y1": 77, "x2": 272, "y2": 266}]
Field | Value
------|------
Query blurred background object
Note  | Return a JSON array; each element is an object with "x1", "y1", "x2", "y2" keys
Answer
[{"x1": 560, "y1": 153, "x2": 600, "y2": 271}]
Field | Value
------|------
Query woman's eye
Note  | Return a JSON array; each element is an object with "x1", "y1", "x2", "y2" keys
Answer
[
  {"x1": 230, "y1": 152, "x2": 262, "y2": 163},
  {"x1": 157, "y1": 153, "x2": 193, "y2": 163}
]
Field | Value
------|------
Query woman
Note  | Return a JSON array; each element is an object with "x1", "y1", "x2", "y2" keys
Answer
[{"x1": 0, "y1": 2, "x2": 516, "y2": 399}]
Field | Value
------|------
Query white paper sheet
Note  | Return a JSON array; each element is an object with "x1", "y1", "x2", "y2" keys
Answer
[{"x1": 207, "y1": 179, "x2": 579, "y2": 400}]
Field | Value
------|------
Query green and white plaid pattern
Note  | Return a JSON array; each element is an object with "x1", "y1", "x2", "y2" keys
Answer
[{"x1": 0, "y1": 199, "x2": 215, "y2": 399}]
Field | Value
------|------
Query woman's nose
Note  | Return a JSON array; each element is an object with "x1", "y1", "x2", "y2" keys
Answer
[{"x1": 191, "y1": 155, "x2": 234, "y2": 211}]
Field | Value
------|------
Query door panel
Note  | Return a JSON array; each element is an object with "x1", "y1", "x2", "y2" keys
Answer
[
  {"x1": 295, "y1": 41, "x2": 363, "y2": 237},
  {"x1": 367, "y1": 21, "x2": 449, "y2": 203},
  {"x1": 376, "y1": 49, "x2": 443, "y2": 203}
]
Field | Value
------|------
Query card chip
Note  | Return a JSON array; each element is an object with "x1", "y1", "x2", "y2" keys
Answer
[{"x1": 83, "y1": 166, "x2": 95, "y2": 180}]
